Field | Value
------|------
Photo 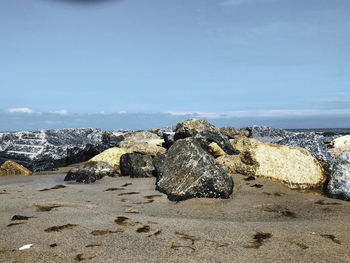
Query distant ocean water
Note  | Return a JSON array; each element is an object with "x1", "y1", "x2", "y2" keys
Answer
[{"x1": 1, "y1": 128, "x2": 350, "y2": 136}]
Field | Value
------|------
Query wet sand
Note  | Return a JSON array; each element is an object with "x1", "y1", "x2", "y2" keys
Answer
[{"x1": 1, "y1": 173, "x2": 350, "y2": 262}]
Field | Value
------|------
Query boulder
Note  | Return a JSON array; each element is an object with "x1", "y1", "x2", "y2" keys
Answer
[
  {"x1": 0, "y1": 128, "x2": 109, "y2": 172},
  {"x1": 162, "y1": 132, "x2": 175, "y2": 149},
  {"x1": 64, "y1": 161, "x2": 117, "y2": 183},
  {"x1": 152, "y1": 125, "x2": 177, "y2": 149},
  {"x1": 0, "y1": 160, "x2": 32, "y2": 176},
  {"x1": 219, "y1": 127, "x2": 249, "y2": 139},
  {"x1": 120, "y1": 153, "x2": 155, "y2": 178},
  {"x1": 278, "y1": 133, "x2": 335, "y2": 169},
  {"x1": 326, "y1": 152, "x2": 350, "y2": 201},
  {"x1": 153, "y1": 137, "x2": 233, "y2": 201},
  {"x1": 107, "y1": 129, "x2": 133, "y2": 147},
  {"x1": 244, "y1": 125, "x2": 293, "y2": 143},
  {"x1": 329, "y1": 135, "x2": 350, "y2": 158},
  {"x1": 155, "y1": 125, "x2": 176, "y2": 137},
  {"x1": 217, "y1": 137, "x2": 325, "y2": 189},
  {"x1": 174, "y1": 118, "x2": 239, "y2": 155},
  {"x1": 208, "y1": 142, "x2": 226, "y2": 158},
  {"x1": 89, "y1": 147, "x2": 132, "y2": 172},
  {"x1": 119, "y1": 131, "x2": 166, "y2": 156}
]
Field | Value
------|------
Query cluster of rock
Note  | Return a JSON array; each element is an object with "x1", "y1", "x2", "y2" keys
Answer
[
  {"x1": 0, "y1": 128, "x2": 109, "y2": 171},
  {"x1": 1, "y1": 119, "x2": 350, "y2": 202}
]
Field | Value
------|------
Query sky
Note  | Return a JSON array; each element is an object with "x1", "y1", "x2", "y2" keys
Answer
[{"x1": 0, "y1": 0, "x2": 349, "y2": 130}]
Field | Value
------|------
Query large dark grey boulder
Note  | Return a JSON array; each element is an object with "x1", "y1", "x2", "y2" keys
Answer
[
  {"x1": 174, "y1": 118, "x2": 239, "y2": 155},
  {"x1": 64, "y1": 161, "x2": 117, "y2": 183},
  {"x1": 326, "y1": 152, "x2": 350, "y2": 201},
  {"x1": 0, "y1": 128, "x2": 109, "y2": 172},
  {"x1": 278, "y1": 132, "x2": 335, "y2": 167},
  {"x1": 153, "y1": 137, "x2": 234, "y2": 201},
  {"x1": 244, "y1": 125, "x2": 292, "y2": 143},
  {"x1": 120, "y1": 153, "x2": 155, "y2": 178}
]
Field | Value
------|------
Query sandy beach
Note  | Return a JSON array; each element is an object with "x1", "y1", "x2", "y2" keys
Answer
[{"x1": 1, "y1": 171, "x2": 350, "y2": 263}]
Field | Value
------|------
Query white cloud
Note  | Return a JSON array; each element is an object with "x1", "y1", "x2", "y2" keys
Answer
[
  {"x1": 7, "y1": 107, "x2": 35, "y2": 114},
  {"x1": 51, "y1": 109, "x2": 68, "y2": 115},
  {"x1": 117, "y1": 111, "x2": 127, "y2": 114},
  {"x1": 166, "y1": 108, "x2": 350, "y2": 118}
]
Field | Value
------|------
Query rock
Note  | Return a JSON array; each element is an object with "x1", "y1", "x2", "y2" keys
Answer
[
  {"x1": 219, "y1": 127, "x2": 249, "y2": 139},
  {"x1": 153, "y1": 137, "x2": 233, "y2": 201},
  {"x1": 64, "y1": 161, "x2": 117, "y2": 183},
  {"x1": 218, "y1": 137, "x2": 325, "y2": 189},
  {"x1": 155, "y1": 125, "x2": 176, "y2": 137},
  {"x1": 119, "y1": 131, "x2": 166, "y2": 156},
  {"x1": 120, "y1": 153, "x2": 155, "y2": 178},
  {"x1": 0, "y1": 160, "x2": 32, "y2": 176},
  {"x1": 110, "y1": 129, "x2": 134, "y2": 137},
  {"x1": 0, "y1": 128, "x2": 109, "y2": 172},
  {"x1": 89, "y1": 147, "x2": 132, "y2": 172},
  {"x1": 121, "y1": 131, "x2": 163, "y2": 146},
  {"x1": 329, "y1": 135, "x2": 350, "y2": 158},
  {"x1": 174, "y1": 119, "x2": 239, "y2": 155},
  {"x1": 162, "y1": 132, "x2": 175, "y2": 149},
  {"x1": 217, "y1": 152, "x2": 258, "y2": 176},
  {"x1": 278, "y1": 132, "x2": 335, "y2": 168},
  {"x1": 326, "y1": 152, "x2": 350, "y2": 201},
  {"x1": 107, "y1": 129, "x2": 133, "y2": 147},
  {"x1": 208, "y1": 142, "x2": 226, "y2": 158},
  {"x1": 244, "y1": 125, "x2": 293, "y2": 143}
]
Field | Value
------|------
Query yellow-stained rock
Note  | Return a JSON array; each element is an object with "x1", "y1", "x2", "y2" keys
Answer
[
  {"x1": 229, "y1": 137, "x2": 261, "y2": 152},
  {"x1": 218, "y1": 137, "x2": 325, "y2": 189},
  {"x1": 126, "y1": 142, "x2": 166, "y2": 156},
  {"x1": 89, "y1": 147, "x2": 132, "y2": 172},
  {"x1": 217, "y1": 154, "x2": 257, "y2": 176},
  {"x1": 208, "y1": 142, "x2": 226, "y2": 158},
  {"x1": 119, "y1": 131, "x2": 166, "y2": 156},
  {"x1": 0, "y1": 160, "x2": 32, "y2": 176}
]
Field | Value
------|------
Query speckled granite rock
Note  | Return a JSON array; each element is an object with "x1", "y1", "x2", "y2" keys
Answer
[
  {"x1": 120, "y1": 153, "x2": 155, "y2": 178},
  {"x1": 0, "y1": 128, "x2": 109, "y2": 172},
  {"x1": 174, "y1": 118, "x2": 239, "y2": 155},
  {"x1": 326, "y1": 152, "x2": 350, "y2": 201},
  {"x1": 278, "y1": 132, "x2": 335, "y2": 168},
  {"x1": 64, "y1": 161, "x2": 117, "y2": 183},
  {"x1": 0, "y1": 160, "x2": 32, "y2": 176},
  {"x1": 329, "y1": 135, "x2": 350, "y2": 158},
  {"x1": 153, "y1": 137, "x2": 233, "y2": 201},
  {"x1": 107, "y1": 129, "x2": 134, "y2": 147},
  {"x1": 162, "y1": 132, "x2": 175, "y2": 149},
  {"x1": 244, "y1": 125, "x2": 293, "y2": 143}
]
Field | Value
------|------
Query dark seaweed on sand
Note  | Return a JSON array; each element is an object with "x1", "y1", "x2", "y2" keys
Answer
[{"x1": 244, "y1": 232, "x2": 272, "y2": 249}]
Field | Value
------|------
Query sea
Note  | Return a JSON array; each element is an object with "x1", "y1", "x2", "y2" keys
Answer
[{"x1": 1, "y1": 128, "x2": 350, "y2": 136}]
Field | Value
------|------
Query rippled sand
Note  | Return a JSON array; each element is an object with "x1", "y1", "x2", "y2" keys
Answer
[{"x1": 1, "y1": 172, "x2": 350, "y2": 262}]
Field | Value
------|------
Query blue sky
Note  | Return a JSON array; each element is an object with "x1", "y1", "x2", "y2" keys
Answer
[{"x1": 0, "y1": 0, "x2": 349, "y2": 130}]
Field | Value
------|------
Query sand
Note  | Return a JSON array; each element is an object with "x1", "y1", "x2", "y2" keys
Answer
[{"x1": 1, "y1": 172, "x2": 350, "y2": 263}]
